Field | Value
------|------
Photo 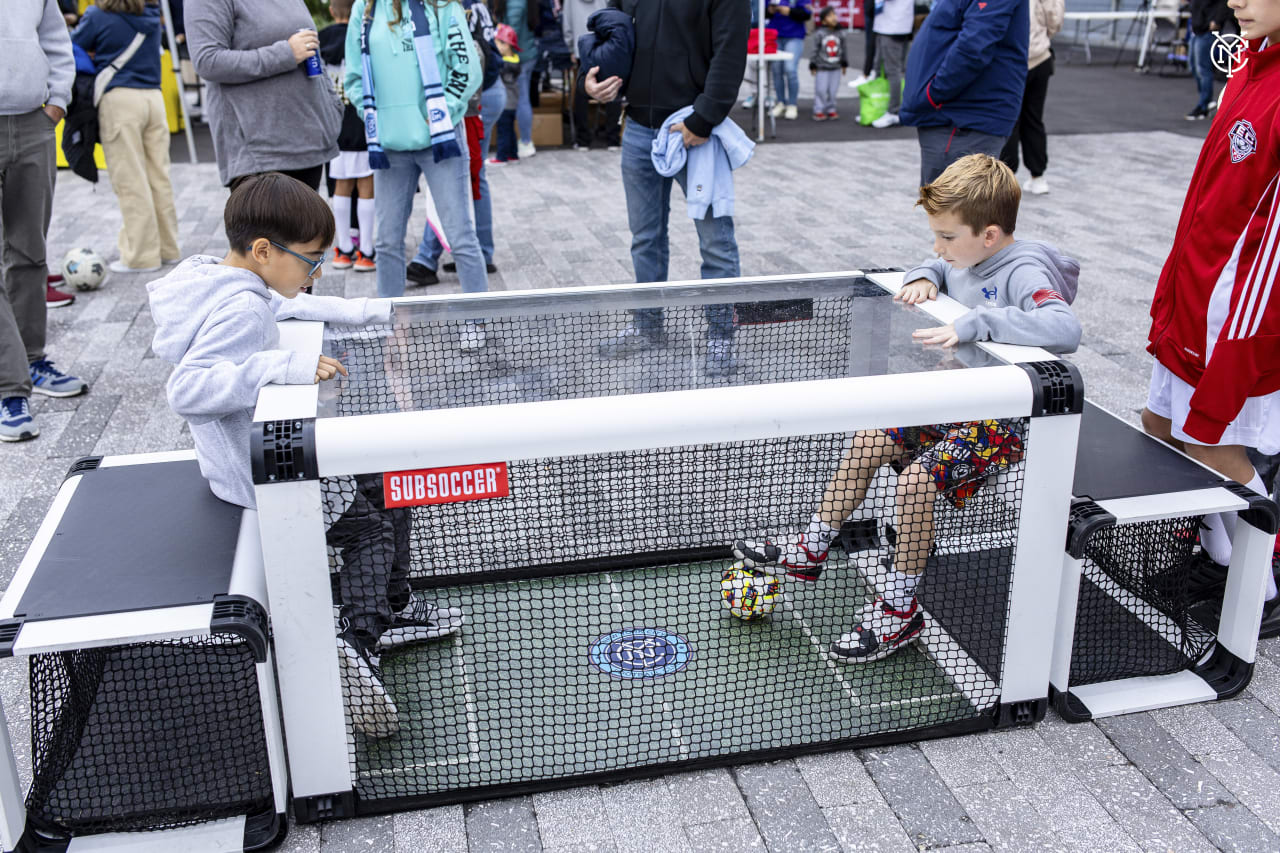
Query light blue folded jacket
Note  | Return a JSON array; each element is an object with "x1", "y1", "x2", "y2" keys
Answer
[{"x1": 652, "y1": 106, "x2": 755, "y2": 220}]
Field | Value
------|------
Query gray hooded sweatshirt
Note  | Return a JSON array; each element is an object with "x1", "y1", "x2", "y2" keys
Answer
[
  {"x1": 903, "y1": 240, "x2": 1082, "y2": 354},
  {"x1": 2, "y1": 0, "x2": 74, "y2": 114},
  {"x1": 148, "y1": 256, "x2": 391, "y2": 508}
]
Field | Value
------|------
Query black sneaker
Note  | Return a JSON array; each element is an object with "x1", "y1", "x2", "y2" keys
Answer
[
  {"x1": 1185, "y1": 105, "x2": 1209, "y2": 120},
  {"x1": 406, "y1": 262, "x2": 439, "y2": 287},
  {"x1": 597, "y1": 325, "x2": 666, "y2": 358},
  {"x1": 1260, "y1": 595, "x2": 1279, "y2": 640},
  {"x1": 336, "y1": 632, "x2": 400, "y2": 738},
  {"x1": 442, "y1": 261, "x2": 498, "y2": 274}
]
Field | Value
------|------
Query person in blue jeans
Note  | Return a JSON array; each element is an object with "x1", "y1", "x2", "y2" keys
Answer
[
  {"x1": 1186, "y1": 0, "x2": 1231, "y2": 120},
  {"x1": 345, "y1": 0, "x2": 491, "y2": 350},
  {"x1": 766, "y1": 0, "x2": 810, "y2": 120},
  {"x1": 499, "y1": 0, "x2": 538, "y2": 156},
  {"x1": 584, "y1": 0, "x2": 748, "y2": 376}
]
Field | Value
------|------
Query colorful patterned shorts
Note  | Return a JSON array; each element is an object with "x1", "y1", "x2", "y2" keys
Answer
[{"x1": 884, "y1": 420, "x2": 1025, "y2": 508}]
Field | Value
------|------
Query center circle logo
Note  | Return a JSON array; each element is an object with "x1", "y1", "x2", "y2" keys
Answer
[{"x1": 588, "y1": 628, "x2": 691, "y2": 679}]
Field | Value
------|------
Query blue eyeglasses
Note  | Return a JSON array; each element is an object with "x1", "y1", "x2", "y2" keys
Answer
[{"x1": 268, "y1": 241, "x2": 326, "y2": 279}]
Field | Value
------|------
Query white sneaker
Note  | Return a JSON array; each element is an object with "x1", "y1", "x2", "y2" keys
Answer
[
  {"x1": 770, "y1": 102, "x2": 786, "y2": 118},
  {"x1": 108, "y1": 260, "x2": 161, "y2": 274},
  {"x1": 733, "y1": 533, "x2": 827, "y2": 581},
  {"x1": 830, "y1": 596, "x2": 925, "y2": 663},
  {"x1": 784, "y1": 105, "x2": 798, "y2": 120},
  {"x1": 376, "y1": 597, "x2": 466, "y2": 653},
  {"x1": 741, "y1": 94, "x2": 757, "y2": 110},
  {"x1": 1025, "y1": 176, "x2": 1050, "y2": 195},
  {"x1": 871, "y1": 112, "x2": 900, "y2": 129},
  {"x1": 517, "y1": 140, "x2": 537, "y2": 159},
  {"x1": 336, "y1": 634, "x2": 400, "y2": 738},
  {"x1": 848, "y1": 71, "x2": 876, "y2": 88},
  {"x1": 460, "y1": 323, "x2": 487, "y2": 352}
]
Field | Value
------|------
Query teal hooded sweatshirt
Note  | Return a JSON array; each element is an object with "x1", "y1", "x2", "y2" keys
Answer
[{"x1": 344, "y1": 0, "x2": 481, "y2": 152}]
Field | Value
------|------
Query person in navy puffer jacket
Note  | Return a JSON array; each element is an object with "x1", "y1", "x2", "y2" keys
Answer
[
  {"x1": 766, "y1": 0, "x2": 811, "y2": 120},
  {"x1": 899, "y1": 0, "x2": 1028, "y2": 185}
]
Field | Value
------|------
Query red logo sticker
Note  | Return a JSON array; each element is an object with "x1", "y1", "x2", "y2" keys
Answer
[
  {"x1": 384, "y1": 463, "x2": 510, "y2": 507},
  {"x1": 978, "y1": 2, "x2": 987, "y2": 8},
  {"x1": 1031, "y1": 288, "x2": 1064, "y2": 306}
]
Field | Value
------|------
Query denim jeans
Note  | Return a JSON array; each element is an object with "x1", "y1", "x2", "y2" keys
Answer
[
  {"x1": 917, "y1": 125, "x2": 1007, "y2": 186},
  {"x1": 414, "y1": 82, "x2": 506, "y2": 269},
  {"x1": 772, "y1": 37, "x2": 805, "y2": 106},
  {"x1": 619, "y1": 121, "x2": 737, "y2": 340},
  {"x1": 373, "y1": 135, "x2": 489, "y2": 299},
  {"x1": 516, "y1": 62, "x2": 534, "y2": 144},
  {"x1": 1189, "y1": 32, "x2": 1215, "y2": 111}
]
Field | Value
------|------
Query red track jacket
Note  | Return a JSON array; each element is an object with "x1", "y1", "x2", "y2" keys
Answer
[{"x1": 1149, "y1": 40, "x2": 1280, "y2": 443}]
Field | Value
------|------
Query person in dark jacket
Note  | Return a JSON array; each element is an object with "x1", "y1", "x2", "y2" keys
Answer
[
  {"x1": 584, "y1": 0, "x2": 749, "y2": 377},
  {"x1": 1186, "y1": 0, "x2": 1233, "y2": 119},
  {"x1": 766, "y1": 0, "x2": 811, "y2": 120},
  {"x1": 899, "y1": 0, "x2": 1028, "y2": 185}
]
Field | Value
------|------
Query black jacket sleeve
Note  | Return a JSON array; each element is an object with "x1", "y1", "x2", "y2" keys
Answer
[{"x1": 686, "y1": 0, "x2": 749, "y2": 137}]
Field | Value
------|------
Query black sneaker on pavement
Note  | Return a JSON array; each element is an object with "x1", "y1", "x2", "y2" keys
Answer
[
  {"x1": 406, "y1": 262, "x2": 439, "y2": 287},
  {"x1": 442, "y1": 261, "x2": 498, "y2": 274},
  {"x1": 1185, "y1": 105, "x2": 1209, "y2": 120}
]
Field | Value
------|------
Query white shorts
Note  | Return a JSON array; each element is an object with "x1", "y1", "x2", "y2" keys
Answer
[
  {"x1": 329, "y1": 151, "x2": 372, "y2": 180},
  {"x1": 1146, "y1": 361, "x2": 1280, "y2": 454}
]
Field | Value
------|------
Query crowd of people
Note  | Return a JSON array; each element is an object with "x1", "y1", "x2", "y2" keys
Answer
[{"x1": 2, "y1": 0, "x2": 1279, "y2": 726}]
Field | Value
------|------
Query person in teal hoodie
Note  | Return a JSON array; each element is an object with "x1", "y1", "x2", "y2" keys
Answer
[
  {"x1": 345, "y1": 0, "x2": 491, "y2": 349},
  {"x1": 494, "y1": 0, "x2": 537, "y2": 155}
]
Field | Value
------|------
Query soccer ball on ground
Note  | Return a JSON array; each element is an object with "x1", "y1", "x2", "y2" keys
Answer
[
  {"x1": 61, "y1": 248, "x2": 106, "y2": 291},
  {"x1": 721, "y1": 562, "x2": 783, "y2": 621}
]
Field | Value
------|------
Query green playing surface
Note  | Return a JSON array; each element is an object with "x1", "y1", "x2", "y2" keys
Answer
[{"x1": 353, "y1": 558, "x2": 990, "y2": 801}]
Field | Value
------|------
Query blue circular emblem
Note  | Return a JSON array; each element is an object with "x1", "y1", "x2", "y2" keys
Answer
[{"x1": 588, "y1": 628, "x2": 691, "y2": 679}]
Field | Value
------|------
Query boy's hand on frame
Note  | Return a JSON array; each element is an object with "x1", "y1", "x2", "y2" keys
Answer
[
  {"x1": 895, "y1": 278, "x2": 938, "y2": 305},
  {"x1": 315, "y1": 355, "x2": 348, "y2": 383},
  {"x1": 913, "y1": 324, "x2": 959, "y2": 348}
]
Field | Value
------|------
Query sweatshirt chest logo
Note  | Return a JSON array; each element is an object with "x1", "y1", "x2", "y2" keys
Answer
[
  {"x1": 1229, "y1": 119, "x2": 1257, "y2": 163},
  {"x1": 981, "y1": 285, "x2": 998, "y2": 301}
]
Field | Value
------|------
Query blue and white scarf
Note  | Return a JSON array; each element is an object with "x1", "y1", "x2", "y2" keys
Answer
[{"x1": 361, "y1": 0, "x2": 463, "y2": 166}]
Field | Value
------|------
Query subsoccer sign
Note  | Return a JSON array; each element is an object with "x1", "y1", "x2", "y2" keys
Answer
[{"x1": 384, "y1": 463, "x2": 510, "y2": 507}]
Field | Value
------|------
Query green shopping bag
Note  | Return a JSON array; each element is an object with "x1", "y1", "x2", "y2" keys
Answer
[{"x1": 857, "y1": 76, "x2": 890, "y2": 126}]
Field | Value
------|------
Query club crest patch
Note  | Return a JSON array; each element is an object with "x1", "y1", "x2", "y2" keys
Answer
[{"x1": 1229, "y1": 119, "x2": 1257, "y2": 163}]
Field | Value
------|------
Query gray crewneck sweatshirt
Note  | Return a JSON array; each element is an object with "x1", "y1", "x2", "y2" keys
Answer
[
  {"x1": 149, "y1": 256, "x2": 392, "y2": 508},
  {"x1": 903, "y1": 239, "x2": 1082, "y2": 354},
  {"x1": 3, "y1": 0, "x2": 75, "y2": 114}
]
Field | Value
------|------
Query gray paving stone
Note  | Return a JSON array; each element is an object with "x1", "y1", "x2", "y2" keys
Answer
[
  {"x1": 793, "y1": 750, "x2": 879, "y2": 808},
  {"x1": 918, "y1": 734, "x2": 1007, "y2": 790},
  {"x1": 950, "y1": 781, "x2": 1067, "y2": 853},
  {"x1": 683, "y1": 818, "x2": 765, "y2": 852},
  {"x1": 543, "y1": 843, "x2": 617, "y2": 853},
  {"x1": 931, "y1": 845, "x2": 994, "y2": 853},
  {"x1": 45, "y1": 393, "x2": 120, "y2": 459},
  {"x1": 1198, "y1": 750, "x2": 1280, "y2": 834},
  {"x1": 664, "y1": 769, "x2": 751, "y2": 824},
  {"x1": 1096, "y1": 715, "x2": 1235, "y2": 810},
  {"x1": 534, "y1": 788, "x2": 614, "y2": 850},
  {"x1": 1184, "y1": 803, "x2": 1280, "y2": 853},
  {"x1": 394, "y1": 805, "x2": 467, "y2": 852},
  {"x1": 466, "y1": 796, "x2": 543, "y2": 852},
  {"x1": 822, "y1": 800, "x2": 915, "y2": 853},
  {"x1": 733, "y1": 760, "x2": 840, "y2": 853},
  {"x1": 277, "y1": 822, "x2": 322, "y2": 853},
  {"x1": 1035, "y1": 714, "x2": 1127, "y2": 769},
  {"x1": 1077, "y1": 764, "x2": 1215, "y2": 853},
  {"x1": 321, "y1": 814, "x2": 395, "y2": 852},
  {"x1": 1246, "y1": 655, "x2": 1280, "y2": 716},
  {"x1": 1151, "y1": 703, "x2": 1245, "y2": 757},
  {"x1": 1209, "y1": 697, "x2": 1280, "y2": 776},
  {"x1": 859, "y1": 745, "x2": 982, "y2": 848},
  {"x1": 600, "y1": 779, "x2": 691, "y2": 853}
]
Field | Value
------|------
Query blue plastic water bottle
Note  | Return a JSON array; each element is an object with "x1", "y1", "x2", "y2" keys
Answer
[{"x1": 298, "y1": 29, "x2": 323, "y2": 77}]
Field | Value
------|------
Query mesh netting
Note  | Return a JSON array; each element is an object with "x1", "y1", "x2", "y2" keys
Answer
[
  {"x1": 1068, "y1": 516, "x2": 1217, "y2": 687},
  {"x1": 26, "y1": 637, "x2": 273, "y2": 837},
  {"x1": 320, "y1": 419, "x2": 1026, "y2": 803}
]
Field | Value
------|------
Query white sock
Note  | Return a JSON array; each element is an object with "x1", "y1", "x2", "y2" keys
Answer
[
  {"x1": 884, "y1": 569, "x2": 920, "y2": 612},
  {"x1": 1267, "y1": 569, "x2": 1277, "y2": 601},
  {"x1": 804, "y1": 515, "x2": 836, "y2": 555},
  {"x1": 357, "y1": 198, "x2": 376, "y2": 256},
  {"x1": 1202, "y1": 471, "x2": 1267, "y2": 565},
  {"x1": 332, "y1": 195, "x2": 353, "y2": 254}
]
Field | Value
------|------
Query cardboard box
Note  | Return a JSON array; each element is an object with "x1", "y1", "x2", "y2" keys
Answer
[
  {"x1": 533, "y1": 88, "x2": 566, "y2": 114},
  {"x1": 531, "y1": 112, "x2": 563, "y2": 147}
]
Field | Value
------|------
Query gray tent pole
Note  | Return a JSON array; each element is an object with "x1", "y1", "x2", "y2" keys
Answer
[
  {"x1": 757, "y1": 0, "x2": 765, "y2": 141},
  {"x1": 159, "y1": 0, "x2": 198, "y2": 164}
]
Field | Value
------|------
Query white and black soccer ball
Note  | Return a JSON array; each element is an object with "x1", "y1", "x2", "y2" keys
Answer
[{"x1": 61, "y1": 248, "x2": 106, "y2": 292}]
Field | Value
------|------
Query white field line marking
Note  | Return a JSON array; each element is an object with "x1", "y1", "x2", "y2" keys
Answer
[
  {"x1": 605, "y1": 571, "x2": 624, "y2": 614},
  {"x1": 915, "y1": 610, "x2": 998, "y2": 709},
  {"x1": 781, "y1": 596, "x2": 863, "y2": 706},
  {"x1": 1083, "y1": 561, "x2": 1188, "y2": 649},
  {"x1": 664, "y1": 700, "x2": 691, "y2": 760}
]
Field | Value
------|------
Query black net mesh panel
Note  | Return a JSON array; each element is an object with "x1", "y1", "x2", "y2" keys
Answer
[
  {"x1": 320, "y1": 418, "x2": 1026, "y2": 805},
  {"x1": 1068, "y1": 516, "x2": 1217, "y2": 687},
  {"x1": 25, "y1": 638, "x2": 273, "y2": 837}
]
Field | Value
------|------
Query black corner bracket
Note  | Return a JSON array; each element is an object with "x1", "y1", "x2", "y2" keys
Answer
[
  {"x1": 293, "y1": 790, "x2": 357, "y2": 824},
  {"x1": 1066, "y1": 498, "x2": 1117, "y2": 560},
  {"x1": 64, "y1": 456, "x2": 102, "y2": 481},
  {"x1": 210, "y1": 595, "x2": 270, "y2": 662},
  {"x1": 1222, "y1": 481, "x2": 1280, "y2": 535},
  {"x1": 992, "y1": 698, "x2": 1046, "y2": 728},
  {"x1": 1194, "y1": 644, "x2": 1254, "y2": 701},
  {"x1": 251, "y1": 419, "x2": 318, "y2": 485},
  {"x1": 0, "y1": 619, "x2": 22, "y2": 659},
  {"x1": 243, "y1": 807, "x2": 288, "y2": 851},
  {"x1": 1018, "y1": 360, "x2": 1085, "y2": 417},
  {"x1": 1050, "y1": 686, "x2": 1093, "y2": 723}
]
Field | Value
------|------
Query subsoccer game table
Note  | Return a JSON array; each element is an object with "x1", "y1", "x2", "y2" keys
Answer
[{"x1": 252, "y1": 272, "x2": 1082, "y2": 820}]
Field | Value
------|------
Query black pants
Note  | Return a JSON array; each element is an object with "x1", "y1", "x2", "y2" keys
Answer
[
  {"x1": 862, "y1": 0, "x2": 877, "y2": 77},
  {"x1": 573, "y1": 85, "x2": 622, "y2": 147},
  {"x1": 1000, "y1": 56, "x2": 1053, "y2": 178},
  {"x1": 327, "y1": 475, "x2": 412, "y2": 647}
]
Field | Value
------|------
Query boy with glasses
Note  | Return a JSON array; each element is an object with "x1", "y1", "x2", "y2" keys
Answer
[{"x1": 147, "y1": 172, "x2": 462, "y2": 738}]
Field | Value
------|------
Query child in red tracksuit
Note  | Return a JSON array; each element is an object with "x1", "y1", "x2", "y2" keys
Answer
[{"x1": 1142, "y1": 1, "x2": 1280, "y2": 637}]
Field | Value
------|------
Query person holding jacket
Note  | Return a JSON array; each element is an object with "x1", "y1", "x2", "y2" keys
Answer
[
  {"x1": 999, "y1": 0, "x2": 1063, "y2": 195},
  {"x1": 185, "y1": 0, "x2": 343, "y2": 188},
  {"x1": 899, "y1": 0, "x2": 1028, "y2": 185},
  {"x1": 766, "y1": 0, "x2": 811, "y2": 121},
  {"x1": 345, "y1": 0, "x2": 490, "y2": 349},
  {"x1": 584, "y1": 0, "x2": 749, "y2": 376},
  {"x1": 564, "y1": 0, "x2": 622, "y2": 148},
  {"x1": 72, "y1": 0, "x2": 181, "y2": 274}
]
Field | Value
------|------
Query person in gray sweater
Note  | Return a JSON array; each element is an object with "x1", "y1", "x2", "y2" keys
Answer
[
  {"x1": 0, "y1": 0, "x2": 88, "y2": 444},
  {"x1": 734, "y1": 154, "x2": 1081, "y2": 665},
  {"x1": 184, "y1": 0, "x2": 343, "y2": 187}
]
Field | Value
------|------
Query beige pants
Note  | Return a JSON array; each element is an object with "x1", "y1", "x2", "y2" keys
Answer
[{"x1": 98, "y1": 87, "x2": 179, "y2": 268}]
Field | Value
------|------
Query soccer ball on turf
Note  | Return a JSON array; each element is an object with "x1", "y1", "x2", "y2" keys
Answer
[
  {"x1": 721, "y1": 562, "x2": 783, "y2": 621},
  {"x1": 61, "y1": 248, "x2": 106, "y2": 291}
]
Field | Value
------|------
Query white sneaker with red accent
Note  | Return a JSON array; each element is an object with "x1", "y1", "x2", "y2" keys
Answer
[
  {"x1": 830, "y1": 597, "x2": 925, "y2": 663},
  {"x1": 732, "y1": 534, "x2": 828, "y2": 581}
]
